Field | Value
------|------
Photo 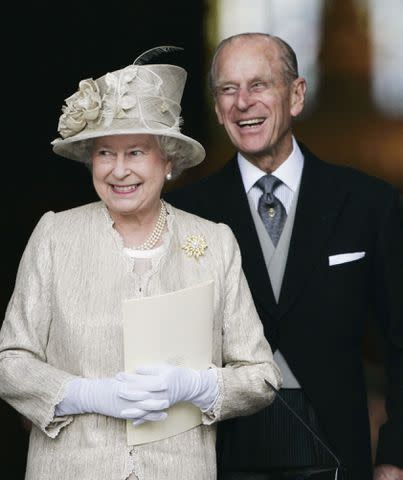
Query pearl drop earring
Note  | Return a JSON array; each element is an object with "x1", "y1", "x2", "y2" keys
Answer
[{"x1": 166, "y1": 172, "x2": 172, "y2": 181}]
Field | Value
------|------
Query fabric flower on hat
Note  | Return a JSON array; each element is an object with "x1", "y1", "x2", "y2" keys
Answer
[
  {"x1": 102, "y1": 66, "x2": 139, "y2": 126},
  {"x1": 58, "y1": 79, "x2": 102, "y2": 139}
]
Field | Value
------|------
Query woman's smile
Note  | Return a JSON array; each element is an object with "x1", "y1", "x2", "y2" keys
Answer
[{"x1": 111, "y1": 183, "x2": 141, "y2": 195}]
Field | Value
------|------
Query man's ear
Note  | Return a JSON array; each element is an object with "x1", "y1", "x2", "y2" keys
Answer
[
  {"x1": 214, "y1": 102, "x2": 224, "y2": 125},
  {"x1": 290, "y1": 77, "x2": 307, "y2": 117}
]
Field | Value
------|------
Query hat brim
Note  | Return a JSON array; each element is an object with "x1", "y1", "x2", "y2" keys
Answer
[{"x1": 52, "y1": 123, "x2": 205, "y2": 169}]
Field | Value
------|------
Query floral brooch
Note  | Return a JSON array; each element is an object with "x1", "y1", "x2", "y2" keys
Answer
[{"x1": 182, "y1": 235, "x2": 207, "y2": 260}]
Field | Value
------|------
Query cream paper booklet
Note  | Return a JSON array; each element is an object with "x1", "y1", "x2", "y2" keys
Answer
[{"x1": 122, "y1": 280, "x2": 214, "y2": 445}]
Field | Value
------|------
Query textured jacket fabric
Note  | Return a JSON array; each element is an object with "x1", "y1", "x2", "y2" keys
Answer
[
  {"x1": 165, "y1": 145, "x2": 403, "y2": 479},
  {"x1": 0, "y1": 201, "x2": 281, "y2": 480}
]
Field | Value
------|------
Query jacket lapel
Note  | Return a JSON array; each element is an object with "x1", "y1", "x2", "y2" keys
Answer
[
  {"x1": 213, "y1": 158, "x2": 278, "y2": 317},
  {"x1": 278, "y1": 148, "x2": 348, "y2": 317}
]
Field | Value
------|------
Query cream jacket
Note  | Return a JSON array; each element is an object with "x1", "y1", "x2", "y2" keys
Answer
[{"x1": 0, "y1": 202, "x2": 281, "y2": 480}]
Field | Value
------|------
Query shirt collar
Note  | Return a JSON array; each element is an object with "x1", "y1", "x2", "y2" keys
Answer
[{"x1": 237, "y1": 136, "x2": 304, "y2": 194}]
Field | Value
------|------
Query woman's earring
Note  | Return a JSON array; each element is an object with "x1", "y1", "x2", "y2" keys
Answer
[{"x1": 166, "y1": 172, "x2": 172, "y2": 181}]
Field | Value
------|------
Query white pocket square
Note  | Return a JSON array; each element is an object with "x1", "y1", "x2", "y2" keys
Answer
[{"x1": 328, "y1": 252, "x2": 366, "y2": 266}]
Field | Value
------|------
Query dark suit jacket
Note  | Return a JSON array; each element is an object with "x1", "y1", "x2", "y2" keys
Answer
[{"x1": 165, "y1": 144, "x2": 403, "y2": 480}]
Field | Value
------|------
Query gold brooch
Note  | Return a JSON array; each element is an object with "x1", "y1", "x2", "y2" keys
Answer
[{"x1": 182, "y1": 235, "x2": 207, "y2": 259}]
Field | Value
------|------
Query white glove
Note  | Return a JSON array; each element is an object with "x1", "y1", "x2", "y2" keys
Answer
[
  {"x1": 117, "y1": 364, "x2": 218, "y2": 413},
  {"x1": 55, "y1": 377, "x2": 168, "y2": 425}
]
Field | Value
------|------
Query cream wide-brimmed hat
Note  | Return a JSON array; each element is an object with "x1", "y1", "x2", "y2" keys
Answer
[{"x1": 51, "y1": 47, "x2": 205, "y2": 169}]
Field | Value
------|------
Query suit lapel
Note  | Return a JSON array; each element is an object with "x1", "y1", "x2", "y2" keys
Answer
[
  {"x1": 278, "y1": 149, "x2": 349, "y2": 317},
  {"x1": 213, "y1": 158, "x2": 277, "y2": 316}
]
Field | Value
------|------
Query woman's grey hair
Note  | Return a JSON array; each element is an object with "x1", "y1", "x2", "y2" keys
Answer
[
  {"x1": 209, "y1": 32, "x2": 299, "y2": 96},
  {"x1": 78, "y1": 135, "x2": 191, "y2": 179},
  {"x1": 155, "y1": 135, "x2": 192, "y2": 179},
  {"x1": 76, "y1": 140, "x2": 94, "y2": 168}
]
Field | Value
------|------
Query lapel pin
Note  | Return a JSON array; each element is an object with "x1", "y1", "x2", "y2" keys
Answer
[{"x1": 268, "y1": 207, "x2": 276, "y2": 218}]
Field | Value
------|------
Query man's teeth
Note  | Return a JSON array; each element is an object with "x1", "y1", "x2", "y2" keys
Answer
[{"x1": 238, "y1": 118, "x2": 264, "y2": 127}]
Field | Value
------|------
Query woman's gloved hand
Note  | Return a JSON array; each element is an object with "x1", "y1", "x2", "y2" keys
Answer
[
  {"x1": 117, "y1": 364, "x2": 218, "y2": 420},
  {"x1": 55, "y1": 376, "x2": 168, "y2": 425}
]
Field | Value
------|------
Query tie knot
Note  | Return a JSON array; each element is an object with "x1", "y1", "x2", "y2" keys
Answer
[{"x1": 256, "y1": 174, "x2": 281, "y2": 194}]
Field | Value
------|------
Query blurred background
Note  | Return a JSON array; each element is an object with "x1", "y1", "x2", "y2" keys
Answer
[{"x1": 2, "y1": 0, "x2": 402, "y2": 476}]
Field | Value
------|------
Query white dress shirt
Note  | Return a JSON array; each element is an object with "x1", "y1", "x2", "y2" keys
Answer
[{"x1": 237, "y1": 136, "x2": 304, "y2": 213}]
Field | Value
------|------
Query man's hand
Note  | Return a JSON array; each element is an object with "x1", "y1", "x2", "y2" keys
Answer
[{"x1": 374, "y1": 465, "x2": 403, "y2": 480}]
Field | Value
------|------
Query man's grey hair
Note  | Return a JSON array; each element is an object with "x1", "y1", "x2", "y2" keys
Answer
[
  {"x1": 78, "y1": 135, "x2": 191, "y2": 179},
  {"x1": 208, "y1": 32, "x2": 299, "y2": 96}
]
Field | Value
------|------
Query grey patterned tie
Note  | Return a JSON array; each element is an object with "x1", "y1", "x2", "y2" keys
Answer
[{"x1": 256, "y1": 175, "x2": 287, "y2": 247}]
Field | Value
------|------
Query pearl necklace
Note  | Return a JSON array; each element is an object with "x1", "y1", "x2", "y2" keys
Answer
[{"x1": 134, "y1": 200, "x2": 167, "y2": 250}]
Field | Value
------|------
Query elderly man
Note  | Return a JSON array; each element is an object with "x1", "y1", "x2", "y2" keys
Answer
[{"x1": 165, "y1": 33, "x2": 403, "y2": 480}]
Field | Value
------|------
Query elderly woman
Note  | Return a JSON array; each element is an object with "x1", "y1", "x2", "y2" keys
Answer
[{"x1": 0, "y1": 49, "x2": 281, "y2": 480}]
